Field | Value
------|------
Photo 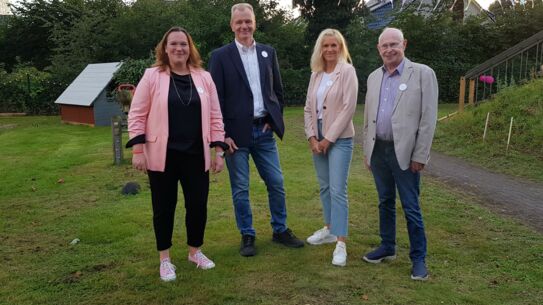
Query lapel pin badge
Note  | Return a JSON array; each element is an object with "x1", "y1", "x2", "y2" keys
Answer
[
  {"x1": 261, "y1": 51, "x2": 268, "y2": 58},
  {"x1": 197, "y1": 87, "x2": 204, "y2": 94},
  {"x1": 399, "y1": 83, "x2": 407, "y2": 91}
]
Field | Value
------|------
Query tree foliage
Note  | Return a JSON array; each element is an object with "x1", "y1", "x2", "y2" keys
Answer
[
  {"x1": 0, "y1": 64, "x2": 60, "y2": 114},
  {"x1": 293, "y1": 0, "x2": 364, "y2": 44},
  {"x1": 1, "y1": 0, "x2": 543, "y2": 114}
]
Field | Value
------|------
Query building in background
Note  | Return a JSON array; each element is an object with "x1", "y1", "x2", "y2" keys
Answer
[
  {"x1": 365, "y1": 0, "x2": 494, "y2": 29},
  {"x1": 55, "y1": 62, "x2": 124, "y2": 127},
  {"x1": 1, "y1": 0, "x2": 11, "y2": 18}
]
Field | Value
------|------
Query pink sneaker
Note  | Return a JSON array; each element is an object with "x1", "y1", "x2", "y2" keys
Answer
[
  {"x1": 159, "y1": 259, "x2": 176, "y2": 282},
  {"x1": 188, "y1": 250, "x2": 215, "y2": 270}
]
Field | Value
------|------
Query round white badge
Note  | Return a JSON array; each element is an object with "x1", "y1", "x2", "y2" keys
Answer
[
  {"x1": 197, "y1": 87, "x2": 204, "y2": 94},
  {"x1": 399, "y1": 83, "x2": 407, "y2": 91},
  {"x1": 326, "y1": 80, "x2": 333, "y2": 86},
  {"x1": 261, "y1": 51, "x2": 268, "y2": 58}
]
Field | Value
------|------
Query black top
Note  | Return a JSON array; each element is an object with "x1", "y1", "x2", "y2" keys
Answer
[
  {"x1": 167, "y1": 72, "x2": 203, "y2": 154},
  {"x1": 125, "y1": 72, "x2": 229, "y2": 152}
]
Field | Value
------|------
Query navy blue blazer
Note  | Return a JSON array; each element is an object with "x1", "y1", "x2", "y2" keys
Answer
[{"x1": 208, "y1": 42, "x2": 285, "y2": 147}]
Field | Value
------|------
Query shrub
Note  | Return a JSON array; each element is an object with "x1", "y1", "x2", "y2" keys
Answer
[{"x1": 0, "y1": 65, "x2": 61, "y2": 114}]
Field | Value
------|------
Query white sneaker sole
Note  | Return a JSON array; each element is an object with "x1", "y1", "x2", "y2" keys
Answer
[
  {"x1": 306, "y1": 235, "x2": 337, "y2": 245},
  {"x1": 160, "y1": 274, "x2": 176, "y2": 282},
  {"x1": 196, "y1": 263, "x2": 215, "y2": 270},
  {"x1": 362, "y1": 254, "x2": 396, "y2": 264},
  {"x1": 189, "y1": 259, "x2": 216, "y2": 270},
  {"x1": 411, "y1": 274, "x2": 429, "y2": 281},
  {"x1": 332, "y1": 259, "x2": 346, "y2": 267}
]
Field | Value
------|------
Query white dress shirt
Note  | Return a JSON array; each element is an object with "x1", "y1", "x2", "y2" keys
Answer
[
  {"x1": 316, "y1": 72, "x2": 332, "y2": 120},
  {"x1": 235, "y1": 39, "x2": 266, "y2": 118}
]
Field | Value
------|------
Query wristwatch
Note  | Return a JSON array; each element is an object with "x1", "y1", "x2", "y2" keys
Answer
[{"x1": 216, "y1": 151, "x2": 225, "y2": 158}]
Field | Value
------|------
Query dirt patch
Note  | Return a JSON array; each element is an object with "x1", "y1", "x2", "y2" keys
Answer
[{"x1": 0, "y1": 124, "x2": 17, "y2": 130}]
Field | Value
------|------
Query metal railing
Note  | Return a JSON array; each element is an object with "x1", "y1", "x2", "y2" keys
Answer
[{"x1": 458, "y1": 29, "x2": 543, "y2": 111}]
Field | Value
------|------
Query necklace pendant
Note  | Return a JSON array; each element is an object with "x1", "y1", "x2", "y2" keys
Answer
[{"x1": 171, "y1": 74, "x2": 193, "y2": 106}]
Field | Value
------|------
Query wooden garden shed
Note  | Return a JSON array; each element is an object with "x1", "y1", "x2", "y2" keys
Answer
[{"x1": 55, "y1": 62, "x2": 123, "y2": 126}]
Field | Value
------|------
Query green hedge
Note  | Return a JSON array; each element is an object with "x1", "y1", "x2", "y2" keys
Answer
[{"x1": 0, "y1": 66, "x2": 64, "y2": 114}]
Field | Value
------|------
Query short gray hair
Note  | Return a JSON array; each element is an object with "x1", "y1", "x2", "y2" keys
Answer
[
  {"x1": 231, "y1": 3, "x2": 255, "y2": 22},
  {"x1": 378, "y1": 27, "x2": 404, "y2": 43}
]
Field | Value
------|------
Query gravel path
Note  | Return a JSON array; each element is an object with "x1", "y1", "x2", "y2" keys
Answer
[{"x1": 425, "y1": 151, "x2": 543, "y2": 232}]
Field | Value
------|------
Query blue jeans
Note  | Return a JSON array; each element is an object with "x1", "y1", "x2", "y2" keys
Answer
[
  {"x1": 225, "y1": 123, "x2": 287, "y2": 236},
  {"x1": 312, "y1": 121, "x2": 353, "y2": 237},
  {"x1": 370, "y1": 140, "x2": 427, "y2": 263}
]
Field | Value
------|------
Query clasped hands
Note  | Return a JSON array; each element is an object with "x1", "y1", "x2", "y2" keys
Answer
[{"x1": 309, "y1": 136, "x2": 331, "y2": 155}]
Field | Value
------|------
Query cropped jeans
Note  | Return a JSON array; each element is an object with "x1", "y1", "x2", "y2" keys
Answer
[{"x1": 312, "y1": 120, "x2": 353, "y2": 237}]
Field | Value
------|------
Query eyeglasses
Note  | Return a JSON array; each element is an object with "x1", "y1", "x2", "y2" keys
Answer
[{"x1": 379, "y1": 42, "x2": 403, "y2": 50}]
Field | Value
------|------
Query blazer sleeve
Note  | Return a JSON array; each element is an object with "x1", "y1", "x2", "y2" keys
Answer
[
  {"x1": 324, "y1": 65, "x2": 358, "y2": 143},
  {"x1": 363, "y1": 78, "x2": 370, "y2": 155},
  {"x1": 271, "y1": 48, "x2": 285, "y2": 112},
  {"x1": 303, "y1": 72, "x2": 317, "y2": 139},
  {"x1": 411, "y1": 66, "x2": 438, "y2": 164},
  {"x1": 208, "y1": 51, "x2": 225, "y2": 112},
  {"x1": 127, "y1": 69, "x2": 152, "y2": 140},
  {"x1": 205, "y1": 72, "x2": 226, "y2": 143}
]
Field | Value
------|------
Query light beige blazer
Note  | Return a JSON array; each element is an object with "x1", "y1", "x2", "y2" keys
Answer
[
  {"x1": 363, "y1": 58, "x2": 438, "y2": 170},
  {"x1": 304, "y1": 63, "x2": 358, "y2": 143}
]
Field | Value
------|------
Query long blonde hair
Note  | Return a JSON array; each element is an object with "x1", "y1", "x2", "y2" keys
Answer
[
  {"x1": 310, "y1": 29, "x2": 352, "y2": 72},
  {"x1": 153, "y1": 27, "x2": 202, "y2": 71}
]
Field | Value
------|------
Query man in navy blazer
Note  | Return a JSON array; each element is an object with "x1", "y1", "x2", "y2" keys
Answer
[{"x1": 209, "y1": 2, "x2": 303, "y2": 257}]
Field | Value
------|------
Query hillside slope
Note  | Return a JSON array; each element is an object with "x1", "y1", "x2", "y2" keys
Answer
[{"x1": 433, "y1": 78, "x2": 543, "y2": 181}]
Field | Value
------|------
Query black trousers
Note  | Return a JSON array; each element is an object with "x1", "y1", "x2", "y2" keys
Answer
[{"x1": 147, "y1": 150, "x2": 209, "y2": 251}]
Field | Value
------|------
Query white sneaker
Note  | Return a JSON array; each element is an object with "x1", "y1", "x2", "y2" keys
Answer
[
  {"x1": 159, "y1": 259, "x2": 176, "y2": 282},
  {"x1": 306, "y1": 226, "x2": 337, "y2": 245},
  {"x1": 188, "y1": 250, "x2": 216, "y2": 270},
  {"x1": 332, "y1": 241, "x2": 347, "y2": 267}
]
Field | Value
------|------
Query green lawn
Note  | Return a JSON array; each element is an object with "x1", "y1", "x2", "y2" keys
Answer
[
  {"x1": 437, "y1": 103, "x2": 459, "y2": 119},
  {"x1": 1, "y1": 109, "x2": 542, "y2": 305}
]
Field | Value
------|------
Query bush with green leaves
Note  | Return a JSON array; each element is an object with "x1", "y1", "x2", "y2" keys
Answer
[
  {"x1": 113, "y1": 57, "x2": 155, "y2": 87},
  {"x1": 0, "y1": 65, "x2": 61, "y2": 114}
]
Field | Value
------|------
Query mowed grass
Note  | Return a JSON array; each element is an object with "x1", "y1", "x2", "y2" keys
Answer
[{"x1": 1, "y1": 109, "x2": 542, "y2": 305}]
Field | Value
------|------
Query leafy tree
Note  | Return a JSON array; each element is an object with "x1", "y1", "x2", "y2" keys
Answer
[
  {"x1": 488, "y1": 0, "x2": 543, "y2": 53},
  {"x1": 293, "y1": 0, "x2": 364, "y2": 43},
  {"x1": 48, "y1": 0, "x2": 126, "y2": 84},
  {"x1": 0, "y1": 64, "x2": 58, "y2": 114},
  {"x1": 113, "y1": 57, "x2": 155, "y2": 86},
  {"x1": 344, "y1": 17, "x2": 380, "y2": 97},
  {"x1": 0, "y1": 0, "x2": 90, "y2": 70}
]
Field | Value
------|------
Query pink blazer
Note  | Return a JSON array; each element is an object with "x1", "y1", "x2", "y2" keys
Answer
[
  {"x1": 128, "y1": 67, "x2": 225, "y2": 172},
  {"x1": 304, "y1": 63, "x2": 358, "y2": 143}
]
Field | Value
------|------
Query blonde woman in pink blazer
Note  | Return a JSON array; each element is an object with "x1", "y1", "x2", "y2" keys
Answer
[
  {"x1": 303, "y1": 29, "x2": 358, "y2": 266},
  {"x1": 127, "y1": 27, "x2": 227, "y2": 281}
]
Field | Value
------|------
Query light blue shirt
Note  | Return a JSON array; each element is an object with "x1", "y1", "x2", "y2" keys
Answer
[
  {"x1": 376, "y1": 59, "x2": 405, "y2": 141},
  {"x1": 235, "y1": 39, "x2": 267, "y2": 118}
]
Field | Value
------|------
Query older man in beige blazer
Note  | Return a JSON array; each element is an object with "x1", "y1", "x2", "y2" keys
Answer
[{"x1": 362, "y1": 27, "x2": 438, "y2": 281}]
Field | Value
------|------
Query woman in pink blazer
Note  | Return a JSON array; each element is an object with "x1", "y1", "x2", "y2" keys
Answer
[
  {"x1": 303, "y1": 29, "x2": 358, "y2": 267},
  {"x1": 127, "y1": 27, "x2": 227, "y2": 281}
]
